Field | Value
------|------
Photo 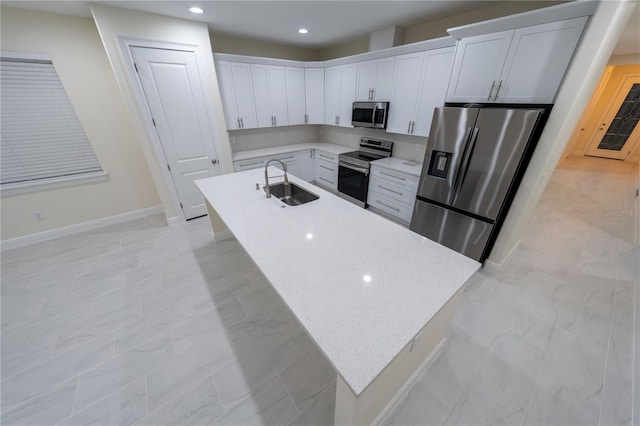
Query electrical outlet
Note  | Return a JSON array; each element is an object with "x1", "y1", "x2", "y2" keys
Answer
[
  {"x1": 409, "y1": 332, "x2": 422, "y2": 352},
  {"x1": 230, "y1": 136, "x2": 236, "y2": 144},
  {"x1": 32, "y1": 210, "x2": 45, "y2": 220},
  {"x1": 415, "y1": 144, "x2": 421, "y2": 153}
]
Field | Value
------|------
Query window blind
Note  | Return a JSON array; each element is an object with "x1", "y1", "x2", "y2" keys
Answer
[{"x1": 1, "y1": 56, "x2": 103, "y2": 187}]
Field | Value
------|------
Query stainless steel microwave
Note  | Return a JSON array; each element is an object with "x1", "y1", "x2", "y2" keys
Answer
[{"x1": 352, "y1": 102, "x2": 389, "y2": 129}]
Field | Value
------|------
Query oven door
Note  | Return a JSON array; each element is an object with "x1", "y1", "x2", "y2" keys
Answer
[{"x1": 338, "y1": 160, "x2": 369, "y2": 207}]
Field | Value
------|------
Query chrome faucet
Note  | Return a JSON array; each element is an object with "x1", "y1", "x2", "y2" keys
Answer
[{"x1": 264, "y1": 159, "x2": 289, "y2": 198}]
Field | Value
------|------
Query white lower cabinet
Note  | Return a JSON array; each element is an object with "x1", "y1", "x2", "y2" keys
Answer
[
  {"x1": 314, "y1": 150, "x2": 339, "y2": 191},
  {"x1": 367, "y1": 165, "x2": 419, "y2": 225},
  {"x1": 296, "y1": 149, "x2": 315, "y2": 182}
]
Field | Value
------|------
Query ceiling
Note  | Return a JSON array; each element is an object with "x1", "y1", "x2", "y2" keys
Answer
[{"x1": 2, "y1": 1, "x2": 639, "y2": 53}]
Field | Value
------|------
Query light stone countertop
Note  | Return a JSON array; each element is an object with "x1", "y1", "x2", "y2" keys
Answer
[
  {"x1": 371, "y1": 157, "x2": 424, "y2": 177},
  {"x1": 232, "y1": 143, "x2": 353, "y2": 162},
  {"x1": 195, "y1": 168, "x2": 480, "y2": 396}
]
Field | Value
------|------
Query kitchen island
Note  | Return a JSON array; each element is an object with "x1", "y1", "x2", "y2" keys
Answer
[{"x1": 195, "y1": 168, "x2": 480, "y2": 425}]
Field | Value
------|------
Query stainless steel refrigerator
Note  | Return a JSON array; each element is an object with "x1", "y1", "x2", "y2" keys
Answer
[{"x1": 409, "y1": 106, "x2": 546, "y2": 262}]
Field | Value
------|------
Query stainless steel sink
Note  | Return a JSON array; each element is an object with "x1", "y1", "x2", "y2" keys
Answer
[{"x1": 269, "y1": 182, "x2": 319, "y2": 206}]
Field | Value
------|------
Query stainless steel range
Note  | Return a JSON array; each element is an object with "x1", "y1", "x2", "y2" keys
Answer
[{"x1": 338, "y1": 138, "x2": 393, "y2": 208}]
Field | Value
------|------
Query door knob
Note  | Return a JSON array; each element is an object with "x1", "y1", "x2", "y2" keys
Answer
[{"x1": 211, "y1": 159, "x2": 218, "y2": 164}]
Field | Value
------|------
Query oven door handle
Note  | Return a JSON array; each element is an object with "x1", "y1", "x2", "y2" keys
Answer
[{"x1": 339, "y1": 161, "x2": 369, "y2": 175}]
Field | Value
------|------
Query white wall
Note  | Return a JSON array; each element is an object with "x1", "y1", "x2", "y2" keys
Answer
[
  {"x1": 488, "y1": 0, "x2": 637, "y2": 265},
  {"x1": 90, "y1": 4, "x2": 234, "y2": 223},
  {"x1": 0, "y1": 6, "x2": 161, "y2": 241}
]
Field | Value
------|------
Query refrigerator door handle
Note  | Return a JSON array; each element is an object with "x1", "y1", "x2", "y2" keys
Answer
[
  {"x1": 453, "y1": 127, "x2": 479, "y2": 198},
  {"x1": 450, "y1": 127, "x2": 474, "y2": 200}
]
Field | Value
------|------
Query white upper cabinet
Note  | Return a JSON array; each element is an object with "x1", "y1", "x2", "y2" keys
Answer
[
  {"x1": 285, "y1": 67, "x2": 306, "y2": 126},
  {"x1": 446, "y1": 30, "x2": 513, "y2": 103},
  {"x1": 356, "y1": 57, "x2": 395, "y2": 101},
  {"x1": 325, "y1": 64, "x2": 357, "y2": 127},
  {"x1": 305, "y1": 68, "x2": 325, "y2": 124},
  {"x1": 497, "y1": 17, "x2": 588, "y2": 103},
  {"x1": 387, "y1": 47, "x2": 454, "y2": 137},
  {"x1": 216, "y1": 61, "x2": 258, "y2": 130},
  {"x1": 446, "y1": 16, "x2": 587, "y2": 104},
  {"x1": 251, "y1": 64, "x2": 289, "y2": 127}
]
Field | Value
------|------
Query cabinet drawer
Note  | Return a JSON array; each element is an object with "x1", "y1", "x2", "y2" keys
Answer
[
  {"x1": 316, "y1": 150, "x2": 338, "y2": 163},
  {"x1": 367, "y1": 191, "x2": 414, "y2": 223},
  {"x1": 368, "y1": 175, "x2": 417, "y2": 206},
  {"x1": 370, "y1": 166, "x2": 420, "y2": 188},
  {"x1": 315, "y1": 172, "x2": 337, "y2": 189},
  {"x1": 315, "y1": 158, "x2": 338, "y2": 190},
  {"x1": 234, "y1": 157, "x2": 267, "y2": 172},
  {"x1": 316, "y1": 161, "x2": 338, "y2": 175}
]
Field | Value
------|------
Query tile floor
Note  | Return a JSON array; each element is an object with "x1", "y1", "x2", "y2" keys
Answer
[{"x1": 1, "y1": 155, "x2": 637, "y2": 425}]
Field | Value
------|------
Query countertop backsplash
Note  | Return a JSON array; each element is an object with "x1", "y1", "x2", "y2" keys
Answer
[{"x1": 228, "y1": 124, "x2": 428, "y2": 163}]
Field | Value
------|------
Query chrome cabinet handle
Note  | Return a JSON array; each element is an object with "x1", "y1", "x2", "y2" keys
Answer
[
  {"x1": 376, "y1": 199, "x2": 400, "y2": 212},
  {"x1": 319, "y1": 176, "x2": 333, "y2": 184},
  {"x1": 378, "y1": 185, "x2": 403, "y2": 196},
  {"x1": 494, "y1": 80, "x2": 503, "y2": 100},
  {"x1": 380, "y1": 171, "x2": 405, "y2": 181},
  {"x1": 240, "y1": 118, "x2": 244, "y2": 128},
  {"x1": 319, "y1": 164, "x2": 334, "y2": 171},
  {"x1": 410, "y1": 121, "x2": 415, "y2": 134},
  {"x1": 487, "y1": 80, "x2": 496, "y2": 101},
  {"x1": 319, "y1": 154, "x2": 334, "y2": 160},
  {"x1": 407, "y1": 121, "x2": 411, "y2": 133},
  {"x1": 237, "y1": 118, "x2": 240, "y2": 128},
  {"x1": 304, "y1": 114, "x2": 308, "y2": 124}
]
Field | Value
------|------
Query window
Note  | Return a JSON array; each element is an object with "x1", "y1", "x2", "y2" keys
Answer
[{"x1": 1, "y1": 52, "x2": 105, "y2": 194}]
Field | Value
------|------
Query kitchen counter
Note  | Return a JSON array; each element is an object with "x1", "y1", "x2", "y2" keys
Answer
[
  {"x1": 232, "y1": 142, "x2": 353, "y2": 161},
  {"x1": 371, "y1": 157, "x2": 423, "y2": 177},
  {"x1": 195, "y1": 168, "x2": 480, "y2": 424}
]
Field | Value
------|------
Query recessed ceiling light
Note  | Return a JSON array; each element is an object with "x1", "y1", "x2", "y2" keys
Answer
[
  {"x1": 189, "y1": 6, "x2": 204, "y2": 14},
  {"x1": 298, "y1": 28, "x2": 309, "y2": 34}
]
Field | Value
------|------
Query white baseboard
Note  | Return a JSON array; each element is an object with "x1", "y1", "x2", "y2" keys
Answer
[
  {"x1": 213, "y1": 230, "x2": 233, "y2": 243},
  {"x1": 166, "y1": 216, "x2": 181, "y2": 227},
  {"x1": 372, "y1": 338, "x2": 446, "y2": 426},
  {"x1": 484, "y1": 239, "x2": 521, "y2": 274},
  {"x1": 1, "y1": 206, "x2": 164, "y2": 251}
]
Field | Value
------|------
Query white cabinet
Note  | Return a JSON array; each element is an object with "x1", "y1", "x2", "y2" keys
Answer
[
  {"x1": 314, "y1": 150, "x2": 339, "y2": 191},
  {"x1": 251, "y1": 64, "x2": 288, "y2": 127},
  {"x1": 216, "y1": 61, "x2": 258, "y2": 130},
  {"x1": 305, "y1": 68, "x2": 325, "y2": 124},
  {"x1": 325, "y1": 64, "x2": 357, "y2": 127},
  {"x1": 285, "y1": 67, "x2": 306, "y2": 126},
  {"x1": 446, "y1": 16, "x2": 587, "y2": 104},
  {"x1": 286, "y1": 67, "x2": 325, "y2": 126},
  {"x1": 367, "y1": 165, "x2": 420, "y2": 225},
  {"x1": 296, "y1": 149, "x2": 315, "y2": 182},
  {"x1": 356, "y1": 57, "x2": 395, "y2": 101},
  {"x1": 387, "y1": 47, "x2": 454, "y2": 137}
]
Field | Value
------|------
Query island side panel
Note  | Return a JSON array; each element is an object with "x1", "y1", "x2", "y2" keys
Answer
[
  {"x1": 334, "y1": 286, "x2": 465, "y2": 426},
  {"x1": 205, "y1": 199, "x2": 233, "y2": 242}
]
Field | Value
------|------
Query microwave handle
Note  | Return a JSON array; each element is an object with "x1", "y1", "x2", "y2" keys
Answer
[{"x1": 372, "y1": 105, "x2": 378, "y2": 126}]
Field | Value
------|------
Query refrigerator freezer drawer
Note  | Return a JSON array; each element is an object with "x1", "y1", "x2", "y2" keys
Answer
[{"x1": 409, "y1": 199, "x2": 493, "y2": 261}]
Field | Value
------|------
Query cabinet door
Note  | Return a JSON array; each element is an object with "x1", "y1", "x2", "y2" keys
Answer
[
  {"x1": 386, "y1": 52, "x2": 424, "y2": 135},
  {"x1": 413, "y1": 47, "x2": 455, "y2": 137},
  {"x1": 251, "y1": 64, "x2": 272, "y2": 127},
  {"x1": 215, "y1": 61, "x2": 240, "y2": 130},
  {"x1": 372, "y1": 57, "x2": 395, "y2": 101},
  {"x1": 268, "y1": 66, "x2": 289, "y2": 126},
  {"x1": 285, "y1": 67, "x2": 306, "y2": 125},
  {"x1": 497, "y1": 17, "x2": 588, "y2": 103},
  {"x1": 231, "y1": 62, "x2": 258, "y2": 129},
  {"x1": 446, "y1": 30, "x2": 513, "y2": 103},
  {"x1": 339, "y1": 64, "x2": 357, "y2": 127},
  {"x1": 305, "y1": 68, "x2": 325, "y2": 124},
  {"x1": 356, "y1": 60, "x2": 377, "y2": 101},
  {"x1": 325, "y1": 66, "x2": 341, "y2": 125},
  {"x1": 296, "y1": 149, "x2": 315, "y2": 182}
]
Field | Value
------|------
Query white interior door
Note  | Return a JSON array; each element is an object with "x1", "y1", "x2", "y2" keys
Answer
[
  {"x1": 586, "y1": 76, "x2": 640, "y2": 161},
  {"x1": 131, "y1": 46, "x2": 220, "y2": 220}
]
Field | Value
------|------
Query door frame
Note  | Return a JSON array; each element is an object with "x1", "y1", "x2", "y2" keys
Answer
[
  {"x1": 118, "y1": 36, "x2": 224, "y2": 224},
  {"x1": 585, "y1": 72, "x2": 640, "y2": 161}
]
